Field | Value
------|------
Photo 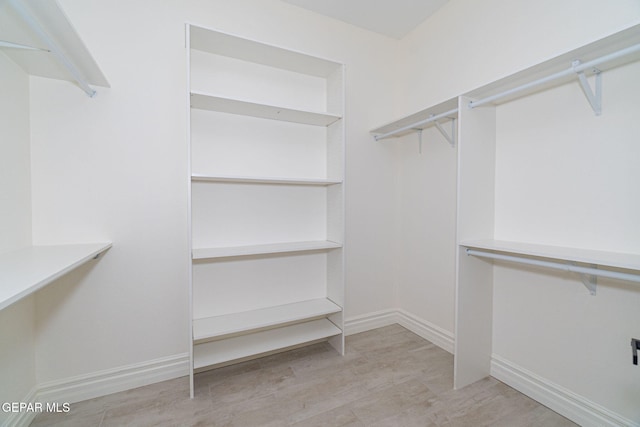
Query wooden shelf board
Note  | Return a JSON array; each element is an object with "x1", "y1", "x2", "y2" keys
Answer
[
  {"x1": 192, "y1": 240, "x2": 342, "y2": 260},
  {"x1": 189, "y1": 25, "x2": 341, "y2": 78},
  {"x1": 0, "y1": 0, "x2": 109, "y2": 87},
  {"x1": 191, "y1": 174, "x2": 341, "y2": 186},
  {"x1": 460, "y1": 239, "x2": 640, "y2": 271},
  {"x1": 190, "y1": 92, "x2": 341, "y2": 126},
  {"x1": 0, "y1": 243, "x2": 112, "y2": 311},
  {"x1": 193, "y1": 318, "x2": 341, "y2": 369},
  {"x1": 370, "y1": 97, "x2": 459, "y2": 138},
  {"x1": 193, "y1": 298, "x2": 342, "y2": 342}
]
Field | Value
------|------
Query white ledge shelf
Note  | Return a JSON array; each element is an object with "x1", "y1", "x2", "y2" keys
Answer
[
  {"x1": 460, "y1": 239, "x2": 640, "y2": 271},
  {"x1": 190, "y1": 91, "x2": 341, "y2": 126},
  {"x1": 193, "y1": 298, "x2": 341, "y2": 342},
  {"x1": 192, "y1": 240, "x2": 342, "y2": 260},
  {"x1": 0, "y1": 242, "x2": 112, "y2": 311},
  {"x1": 371, "y1": 98, "x2": 459, "y2": 140},
  {"x1": 191, "y1": 174, "x2": 342, "y2": 186},
  {"x1": 0, "y1": 0, "x2": 109, "y2": 97},
  {"x1": 193, "y1": 318, "x2": 341, "y2": 369}
]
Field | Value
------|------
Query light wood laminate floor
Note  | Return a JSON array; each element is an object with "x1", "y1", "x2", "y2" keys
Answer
[{"x1": 31, "y1": 325, "x2": 576, "y2": 426}]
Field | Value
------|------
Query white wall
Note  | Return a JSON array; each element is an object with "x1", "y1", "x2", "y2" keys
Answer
[
  {"x1": 493, "y1": 61, "x2": 640, "y2": 421},
  {"x1": 28, "y1": 0, "x2": 398, "y2": 385},
  {"x1": 392, "y1": 0, "x2": 640, "y2": 421},
  {"x1": 0, "y1": 52, "x2": 36, "y2": 424}
]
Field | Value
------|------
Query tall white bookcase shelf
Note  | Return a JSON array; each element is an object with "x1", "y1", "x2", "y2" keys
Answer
[
  {"x1": 371, "y1": 23, "x2": 640, "y2": 395},
  {"x1": 186, "y1": 24, "x2": 345, "y2": 397}
]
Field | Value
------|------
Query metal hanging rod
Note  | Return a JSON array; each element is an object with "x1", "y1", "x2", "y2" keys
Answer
[
  {"x1": 466, "y1": 248, "x2": 640, "y2": 295},
  {"x1": 374, "y1": 107, "x2": 458, "y2": 141},
  {"x1": 8, "y1": 0, "x2": 96, "y2": 97},
  {"x1": 468, "y1": 43, "x2": 640, "y2": 109}
]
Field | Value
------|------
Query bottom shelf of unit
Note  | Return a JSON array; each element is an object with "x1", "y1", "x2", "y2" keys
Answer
[{"x1": 193, "y1": 318, "x2": 341, "y2": 370}]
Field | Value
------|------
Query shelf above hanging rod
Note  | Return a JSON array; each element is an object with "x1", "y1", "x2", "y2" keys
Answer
[
  {"x1": 465, "y1": 246, "x2": 640, "y2": 295},
  {"x1": 373, "y1": 107, "x2": 458, "y2": 141},
  {"x1": 468, "y1": 43, "x2": 640, "y2": 112},
  {"x1": 371, "y1": 24, "x2": 640, "y2": 142}
]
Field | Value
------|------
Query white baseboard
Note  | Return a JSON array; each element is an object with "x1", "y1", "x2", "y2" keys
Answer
[
  {"x1": 2, "y1": 386, "x2": 38, "y2": 427},
  {"x1": 345, "y1": 309, "x2": 455, "y2": 354},
  {"x1": 344, "y1": 309, "x2": 399, "y2": 336},
  {"x1": 37, "y1": 353, "x2": 189, "y2": 405},
  {"x1": 491, "y1": 355, "x2": 639, "y2": 427},
  {"x1": 395, "y1": 309, "x2": 454, "y2": 354}
]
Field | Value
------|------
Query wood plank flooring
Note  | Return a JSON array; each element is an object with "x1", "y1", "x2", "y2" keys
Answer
[{"x1": 30, "y1": 324, "x2": 576, "y2": 426}]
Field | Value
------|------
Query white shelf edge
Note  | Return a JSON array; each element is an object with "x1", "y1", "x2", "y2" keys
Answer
[
  {"x1": 193, "y1": 318, "x2": 341, "y2": 369},
  {"x1": 0, "y1": 0, "x2": 109, "y2": 90},
  {"x1": 0, "y1": 242, "x2": 112, "y2": 311},
  {"x1": 192, "y1": 240, "x2": 342, "y2": 260},
  {"x1": 191, "y1": 174, "x2": 342, "y2": 186},
  {"x1": 460, "y1": 239, "x2": 640, "y2": 271},
  {"x1": 190, "y1": 91, "x2": 341, "y2": 126},
  {"x1": 370, "y1": 24, "x2": 640, "y2": 138},
  {"x1": 193, "y1": 297, "x2": 342, "y2": 342},
  {"x1": 370, "y1": 97, "x2": 459, "y2": 137},
  {"x1": 188, "y1": 24, "x2": 342, "y2": 78}
]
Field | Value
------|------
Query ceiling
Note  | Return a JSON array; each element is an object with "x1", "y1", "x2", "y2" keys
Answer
[{"x1": 281, "y1": 0, "x2": 449, "y2": 39}]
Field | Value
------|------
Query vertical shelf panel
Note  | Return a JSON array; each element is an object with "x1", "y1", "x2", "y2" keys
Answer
[{"x1": 454, "y1": 96, "x2": 497, "y2": 389}]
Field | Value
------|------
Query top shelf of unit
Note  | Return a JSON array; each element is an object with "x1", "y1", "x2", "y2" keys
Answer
[
  {"x1": 0, "y1": 0, "x2": 109, "y2": 92},
  {"x1": 190, "y1": 91, "x2": 341, "y2": 126},
  {"x1": 460, "y1": 239, "x2": 640, "y2": 271},
  {"x1": 0, "y1": 242, "x2": 112, "y2": 311},
  {"x1": 189, "y1": 24, "x2": 341, "y2": 78},
  {"x1": 371, "y1": 23, "x2": 640, "y2": 138}
]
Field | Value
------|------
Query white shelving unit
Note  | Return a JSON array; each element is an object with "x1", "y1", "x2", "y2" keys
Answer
[
  {"x1": 187, "y1": 24, "x2": 345, "y2": 396},
  {"x1": 0, "y1": 243, "x2": 112, "y2": 311},
  {"x1": 370, "y1": 24, "x2": 640, "y2": 392}
]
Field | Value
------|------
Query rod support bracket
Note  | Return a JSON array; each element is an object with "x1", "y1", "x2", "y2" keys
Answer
[
  {"x1": 571, "y1": 262, "x2": 597, "y2": 295},
  {"x1": 417, "y1": 129, "x2": 423, "y2": 154},
  {"x1": 572, "y1": 60, "x2": 602, "y2": 115},
  {"x1": 432, "y1": 115, "x2": 456, "y2": 147}
]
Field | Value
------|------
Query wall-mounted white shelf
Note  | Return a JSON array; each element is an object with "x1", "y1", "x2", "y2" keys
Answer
[
  {"x1": 192, "y1": 240, "x2": 342, "y2": 260},
  {"x1": 191, "y1": 174, "x2": 341, "y2": 186},
  {"x1": 190, "y1": 92, "x2": 341, "y2": 126},
  {"x1": 189, "y1": 25, "x2": 340, "y2": 78},
  {"x1": 372, "y1": 24, "x2": 640, "y2": 142},
  {"x1": 193, "y1": 318, "x2": 341, "y2": 370},
  {"x1": 193, "y1": 298, "x2": 341, "y2": 342},
  {"x1": 371, "y1": 98, "x2": 459, "y2": 140},
  {"x1": 0, "y1": 0, "x2": 109, "y2": 96},
  {"x1": 461, "y1": 239, "x2": 640, "y2": 272},
  {"x1": 0, "y1": 243, "x2": 112, "y2": 311}
]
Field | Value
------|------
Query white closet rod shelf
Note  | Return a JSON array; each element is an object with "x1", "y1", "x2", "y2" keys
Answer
[
  {"x1": 468, "y1": 42, "x2": 640, "y2": 110},
  {"x1": 466, "y1": 248, "x2": 640, "y2": 293},
  {"x1": 8, "y1": 0, "x2": 96, "y2": 97},
  {"x1": 374, "y1": 108, "x2": 458, "y2": 141}
]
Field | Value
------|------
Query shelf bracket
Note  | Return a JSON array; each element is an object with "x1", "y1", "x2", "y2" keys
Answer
[
  {"x1": 572, "y1": 60, "x2": 602, "y2": 116},
  {"x1": 572, "y1": 262, "x2": 597, "y2": 295},
  {"x1": 432, "y1": 116, "x2": 456, "y2": 147},
  {"x1": 417, "y1": 129, "x2": 423, "y2": 154}
]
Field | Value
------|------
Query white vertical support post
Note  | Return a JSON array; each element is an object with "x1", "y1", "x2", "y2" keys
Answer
[{"x1": 455, "y1": 96, "x2": 496, "y2": 390}]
